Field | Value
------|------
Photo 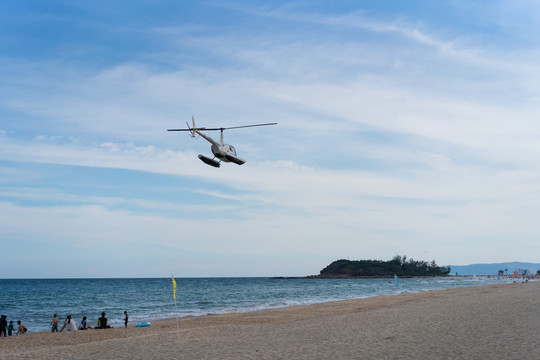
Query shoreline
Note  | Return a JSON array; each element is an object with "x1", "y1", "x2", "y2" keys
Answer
[
  {"x1": 2, "y1": 281, "x2": 539, "y2": 359},
  {"x1": 2, "y1": 276, "x2": 517, "y2": 335}
]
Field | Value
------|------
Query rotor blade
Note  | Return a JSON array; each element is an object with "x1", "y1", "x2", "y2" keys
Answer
[
  {"x1": 223, "y1": 122, "x2": 278, "y2": 130},
  {"x1": 201, "y1": 123, "x2": 278, "y2": 131},
  {"x1": 167, "y1": 128, "x2": 206, "y2": 131}
]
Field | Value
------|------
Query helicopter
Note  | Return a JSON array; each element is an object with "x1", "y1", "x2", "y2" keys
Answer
[{"x1": 167, "y1": 117, "x2": 277, "y2": 168}]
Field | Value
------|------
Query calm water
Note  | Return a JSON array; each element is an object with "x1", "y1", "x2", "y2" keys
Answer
[{"x1": 0, "y1": 277, "x2": 509, "y2": 333}]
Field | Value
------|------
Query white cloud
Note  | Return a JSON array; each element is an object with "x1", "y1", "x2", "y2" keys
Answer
[{"x1": 3, "y1": 2, "x2": 540, "y2": 276}]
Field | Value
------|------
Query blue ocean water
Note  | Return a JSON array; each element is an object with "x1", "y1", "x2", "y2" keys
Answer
[{"x1": 0, "y1": 277, "x2": 510, "y2": 333}]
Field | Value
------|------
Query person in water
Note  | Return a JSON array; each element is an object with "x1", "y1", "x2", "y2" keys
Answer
[
  {"x1": 60, "y1": 315, "x2": 77, "y2": 332},
  {"x1": 123, "y1": 311, "x2": 128, "y2": 328},
  {"x1": 97, "y1": 312, "x2": 111, "y2": 329},
  {"x1": 51, "y1": 314, "x2": 59, "y2": 332}
]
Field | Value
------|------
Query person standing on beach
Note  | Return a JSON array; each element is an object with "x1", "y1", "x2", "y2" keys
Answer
[
  {"x1": 7, "y1": 321, "x2": 14, "y2": 336},
  {"x1": 123, "y1": 311, "x2": 128, "y2": 328},
  {"x1": 0, "y1": 315, "x2": 7, "y2": 337},
  {"x1": 51, "y1": 314, "x2": 59, "y2": 332}
]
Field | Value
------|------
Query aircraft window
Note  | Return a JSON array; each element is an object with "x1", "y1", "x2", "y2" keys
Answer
[{"x1": 230, "y1": 145, "x2": 236, "y2": 155}]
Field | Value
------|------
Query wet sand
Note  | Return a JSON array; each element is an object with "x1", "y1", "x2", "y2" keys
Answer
[{"x1": 1, "y1": 281, "x2": 539, "y2": 359}]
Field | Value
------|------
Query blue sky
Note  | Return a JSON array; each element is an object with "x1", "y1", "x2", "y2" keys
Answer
[{"x1": 2, "y1": 1, "x2": 540, "y2": 278}]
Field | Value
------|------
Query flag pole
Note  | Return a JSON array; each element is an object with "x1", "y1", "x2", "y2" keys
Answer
[{"x1": 172, "y1": 274, "x2": 179, "y2": 339}]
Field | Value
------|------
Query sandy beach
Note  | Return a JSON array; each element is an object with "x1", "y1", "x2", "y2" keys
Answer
[{"x1": 1, "y1": 281, "x2": 539, "y2": 359}]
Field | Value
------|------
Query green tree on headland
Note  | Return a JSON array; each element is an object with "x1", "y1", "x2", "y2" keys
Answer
[{"x1": 316, "y1": 255, "x2": 451, "y2": 278}]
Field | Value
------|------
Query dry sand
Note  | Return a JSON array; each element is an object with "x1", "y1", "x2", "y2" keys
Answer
[{"x1": 1, "y1": 281, "x2": 539, "y2": 359}]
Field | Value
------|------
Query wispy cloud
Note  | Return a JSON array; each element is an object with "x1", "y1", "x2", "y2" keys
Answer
[{"x1": 2, "y1": 1, "x2": 540, "y2": 276}]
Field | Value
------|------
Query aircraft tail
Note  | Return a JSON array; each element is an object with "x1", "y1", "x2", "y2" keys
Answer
[{"x1": 186, "y1": 116, "x2": 196, "y2": 137}]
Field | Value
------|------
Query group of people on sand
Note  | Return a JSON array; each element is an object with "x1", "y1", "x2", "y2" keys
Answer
[
  {"x1": 52, "y1": 311, "x2": 128, "y2": 332},
  {"x1": 1, "y1": 311, "x2": 129, "y2": 336},
  {"x1": 0, "y1": 315, "x2": 27, "y2": 336}
]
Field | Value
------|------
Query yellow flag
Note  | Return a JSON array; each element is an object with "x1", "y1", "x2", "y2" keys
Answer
[{"x1": 172, "y1": 276, "x2": 177, "y2": 299}]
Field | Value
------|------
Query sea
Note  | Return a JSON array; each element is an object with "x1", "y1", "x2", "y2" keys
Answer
[{"x1": 0, "y1": 276, "x2": 511, "y2": 333}]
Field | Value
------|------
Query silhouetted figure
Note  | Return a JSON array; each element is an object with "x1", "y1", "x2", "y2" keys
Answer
[
  {"x1": 97, "y1": 312, "x2": 111, "y2": 329},
  {"x1": 0, "y1": 315, "x2": 7, "y2": 337}
]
